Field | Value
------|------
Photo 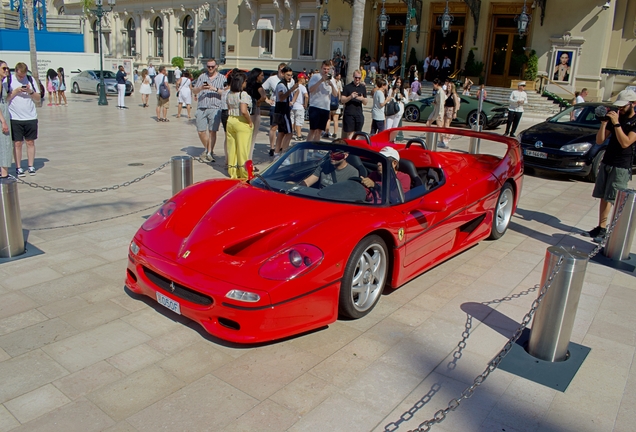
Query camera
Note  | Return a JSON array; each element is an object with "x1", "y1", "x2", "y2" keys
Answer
[{"x1": 595, "y1": 105, "x2": 617, "y2": 122}]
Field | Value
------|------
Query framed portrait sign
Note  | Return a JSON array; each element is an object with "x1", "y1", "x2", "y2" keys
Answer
[{"x1": 551, "y1": 49, "x2": 575, "y2": 84}]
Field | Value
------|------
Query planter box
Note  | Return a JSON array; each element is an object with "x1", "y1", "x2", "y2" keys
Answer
[{"x1": 511, "y1": 79, "x2": 536, "y2": 90}]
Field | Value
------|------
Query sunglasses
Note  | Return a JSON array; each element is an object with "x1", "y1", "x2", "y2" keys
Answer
[
  {"x1": 353, "y1": 76, "x2": 361, "y2": 79},
  {"x1": 330, "y1": 152, "x2": 346, "y2": 161},
  {"x1": 1, "y1": 67, "x2": 8, "y2": 71},
  {"x1": 207, "y1": 65, "x2": 217, "y2": 69}
]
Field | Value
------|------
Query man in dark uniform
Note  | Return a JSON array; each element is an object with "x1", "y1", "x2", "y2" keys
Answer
[{"x1": 583, "y1": 89, "x2": 636, "y2": 242}]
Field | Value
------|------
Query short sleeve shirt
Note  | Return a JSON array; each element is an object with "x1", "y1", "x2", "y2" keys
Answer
[
  {"x1": 195, "y1": 73, "x2": 227, "y2": 109},
  {"x1": 226, "y1": 91, "x2": 252, "y2": 117},
  {"x1": 312, "y1": 163, "x2": 359, "y2": 189},
  {"x1": 308, "y1": 74, "x2": 337, "y2": 111},
  {"x1": 603, "y1": 117, "x2": 636, "y2": 169},
  {"x1": 4, "y1": 74, "x2": 37, "y2": 120},
  {"x1": 292, "y1": 85, "x2": 307, "y2": 110},
  {"x1": 342, "y1": 82, "x2": 367, "y2": 117},
  {"x1": 372, "y1": 91, "x2": 386, "y2": 121}
]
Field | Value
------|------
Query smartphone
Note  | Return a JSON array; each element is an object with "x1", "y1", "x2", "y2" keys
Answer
[
  {"x1": 326, "y1": 74, "x2": 332, "y2": 80},
  {"x1": 21, "y1": 85, "x2": 27, "y2": 89}
]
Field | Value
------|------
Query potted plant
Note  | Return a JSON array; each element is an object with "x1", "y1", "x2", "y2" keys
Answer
[
  {"x1": 512, "y1": 50, "x2": 538, "y2": 90},
  {"x1": 464, "y1": 50, "x2": 483, "y2": 85}
]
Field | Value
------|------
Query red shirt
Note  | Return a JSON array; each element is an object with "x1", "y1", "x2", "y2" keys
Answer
[{"x1": 368, "y1": 170, "x2": 411, "y2": 203}]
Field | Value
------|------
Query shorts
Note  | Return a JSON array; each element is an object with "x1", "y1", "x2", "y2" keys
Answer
[
  {"x1": 330, "y1": 106, "x2": 342, "y2": 116},
  {"x1": 342, "y1": 113, "x2": 364, "y2": 133},
  {"x1": 291, "y1": 108, "x2": 305, "y2": 127},
  {"x1": 269, "y1": 104, "x2": 277, "y2": 127},
  {"x1": 221, "y1": 109, "x2": 228, "y2": 131},
  {"x1": 195, "y1": 107, "x2": 222, "y2": 132},
  {"x1": 444, "y1": 107, "x2": 455, "y2": 120},
  {"x1": 592, "y1": 163, "x2": 631, "y2": 203},
  {"x1": 275, "y1": 103, "x2": 292, "y2": 134},
  {"x1": 11, "y1": 119, "x2": 38, "y2": 142},
  {"x1": 157, "y1": 96, "x2": 170, "y2": 107},
  {"x1": 308, "y1": 106, "x2": 330, "y2": 131}
]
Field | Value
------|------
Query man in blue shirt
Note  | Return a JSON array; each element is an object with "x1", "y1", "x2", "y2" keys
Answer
[{"x1": 116, "y1": 65, "x2": 127, "y2": 109}]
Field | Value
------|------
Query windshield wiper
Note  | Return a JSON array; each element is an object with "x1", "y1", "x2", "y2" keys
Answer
[{"x1": 251, "y1": 173, "x2": 273, "y2": 192}]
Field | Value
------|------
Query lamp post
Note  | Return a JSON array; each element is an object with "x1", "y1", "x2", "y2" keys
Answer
[
  {"x1": 90, "y1": 0, "x2": 116, "y2": 106},
  {"x1": 515, "y1": 0, "x2": 531, "y2": 38},
  {"x1": 378, "y1": 0, "x2": 389, "y2": 36},
  {"x1": 399, "y1": 0, "x2": 414, "y2": 79},
  {"x1": 219, "y1": 34, "x2": 226, "y2": 65},
  {"x1": 320, "y1": 0, "x2": 330, "y2": 35},
  {"x1": 439, "y1": 0, "x2": 453, "y2": 37}
]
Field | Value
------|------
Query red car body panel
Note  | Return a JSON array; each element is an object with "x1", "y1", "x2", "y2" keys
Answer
[{"x1": 126, "y1": 126, "x2": 523, "y2": 343}]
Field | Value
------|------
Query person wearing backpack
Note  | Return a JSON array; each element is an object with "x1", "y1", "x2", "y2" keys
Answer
[
  {"x1": 3, "y1": 62, "x2": 41, "y2": 177},
  {"x1": 155, "y1": 66, "x2": 170, "y2": 122}
]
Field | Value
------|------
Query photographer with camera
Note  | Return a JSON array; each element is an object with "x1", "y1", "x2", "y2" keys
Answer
[
  {"x1": 307, "y1": 60, "x2": 339, "y2": 142},
  {"x1": 582, "y1": 89, "x2": 636, "y2": 243}
]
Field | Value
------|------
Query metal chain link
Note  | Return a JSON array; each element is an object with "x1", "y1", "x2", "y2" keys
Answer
[
  {"x1": 403, "y1": 192, "x2": 631, "y2": 432},
  {"x1": 27, "y1": 202, "x2": 163, "y2": 231},
  {"x1": 15, "y1": 161, "x2": 171, "y2": 193}
]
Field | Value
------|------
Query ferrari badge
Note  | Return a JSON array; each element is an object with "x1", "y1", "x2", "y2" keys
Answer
[{"x1": 398, "y1": 228, "x2": 404, "y2": 241}]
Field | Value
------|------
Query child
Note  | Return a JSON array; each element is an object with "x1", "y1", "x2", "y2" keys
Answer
[{"x1": 291, "y1": 73, "x2": 308, "y2": 141}]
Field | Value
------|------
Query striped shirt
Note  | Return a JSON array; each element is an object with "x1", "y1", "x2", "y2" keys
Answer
[{"x1": 195, "y1": 73, "x2": 227, "y2": 109}]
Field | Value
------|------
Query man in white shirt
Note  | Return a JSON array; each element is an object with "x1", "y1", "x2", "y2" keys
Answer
[
  {"x1": 572, "y1": 87, "x2": 588, "y2": 120},
  {"x1": 388, "y1": 52, "x2": 398, "y2": 70},
  {"x1": 430, "y1": 57, "x2": 440, "y2": 79},
  {"x1": 4, "y1": 62, "x2": 41, "y2": 177},
  {"x1": 379, "y1": 54, "x2": 388, "y2": 74},
  {"x1": 262, "y1": 63, "x2": 295, "y2": 156},
  {"x1": 504, "y1": 81, "x2": 528, "y2": 137},
  {"x1": 441, "y1": 56, "x2": 452, "y2": 81},
  {"x1": 423, "y1": 55, "x2": 431, "y2": 80},
  {"x1": 307, "y1": 60, "x2": 338, "y2": 142},
  {"x1": 292, "y1": 73, "x2": 308, "y2": 140},
  {"x1": 154, "y1": 66, "x2": 170, "y2": 122},
  {"x1": 174, "y1": 66, "x2": 182, "y2": 81},
  {"x1": 147, "y1": 64, "x2": 156, "y2": 88}
]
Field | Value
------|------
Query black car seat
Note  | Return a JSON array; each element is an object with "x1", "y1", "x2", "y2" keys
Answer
[
  {"x1": 346, "y1": 154, "x2": 368, "y2": 177},
  {"x1": 399, "y1": 158, "x2": 426, "y2": 201}
]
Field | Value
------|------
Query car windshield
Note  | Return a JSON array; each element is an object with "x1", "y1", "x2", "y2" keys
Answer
[
  {"x1": 548, "y1": 105, "x2": 602, "y2": 127},
  {"x1": 250, "y1": 142, "x2": 393, "y2": 205},
  {"x1": 94, "y1": 71, "x2": 116, "y2": 79}
]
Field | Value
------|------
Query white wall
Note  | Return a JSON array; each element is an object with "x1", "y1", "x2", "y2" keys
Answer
[{"x1": 0, "y1": 51, "x2": 101, "y2": 80}]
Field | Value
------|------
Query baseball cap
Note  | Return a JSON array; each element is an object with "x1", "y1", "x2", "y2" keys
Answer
[
  {"x1": 613, "y1": 89, "x2": 636, "y2": 106},
  {"x1": 297, "y1": 73, "x2": 306, "y2": 79},
  {"x1": 379, "y1": 146, "x2": 400, "y2": 162},
  {"x1": 518, "y1": 81, "x2": 526, "y2": 86}
]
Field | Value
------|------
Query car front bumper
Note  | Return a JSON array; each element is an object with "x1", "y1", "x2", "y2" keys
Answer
[{"x1": 521, "y1": 144, "x2": 592, "y2": 177}]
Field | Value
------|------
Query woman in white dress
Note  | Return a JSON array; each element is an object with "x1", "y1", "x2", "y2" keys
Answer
[
  {"x1": 0, "y1": 60, "x2": 13, "y2": 178},
  {"x1": 386, "y1": 76, "x2": 408, "y2": 129},
  {"x1": 139, "y1": 69, "x2": 152, "y2": 108},
  {"x1": 176, "y1": 70, "x2": 192, "y2": 119}
]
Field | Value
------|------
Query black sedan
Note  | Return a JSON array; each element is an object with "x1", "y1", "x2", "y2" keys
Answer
[{"x1": 518, "y1": 103, "x2": 636, "y2": 182}]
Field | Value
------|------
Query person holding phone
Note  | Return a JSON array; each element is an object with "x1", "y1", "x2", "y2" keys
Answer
[
  {"x1": 193, "y1": 60, "x2": 226, "y2": 162},
  {"x1": 340, "y1": 70, "x2": 368, "y2": 139},
  {"x1": 307, "y1": 60, "x2": 338, "y2": 142}
]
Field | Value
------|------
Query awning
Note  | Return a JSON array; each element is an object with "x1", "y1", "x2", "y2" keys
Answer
[
  {"x1": 257, "y1": 18, "x2": 274, "y2": 30},
  {"x1": 297, "y1": 17, "x2": 315, "y2": 30}
]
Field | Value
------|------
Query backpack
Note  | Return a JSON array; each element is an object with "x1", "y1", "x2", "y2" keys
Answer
[{"x1": 159, "y1": 75, "x2": 170, "y2": 99}]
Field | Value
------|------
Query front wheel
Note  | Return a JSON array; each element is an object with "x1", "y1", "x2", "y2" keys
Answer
[
  {"x1": 72, "y1": 82, "x2": 80, "y2": 94},
  {"x1": 489, "y1": 183, "x2": 514, "y2": 240},
  {"x1": 467, "y1": 110, "x2": 487, "y2": 129},
  {"x1": 404, "y1": 105, "x2": 421, "y2": 122},
  {"x1": 339, "y1": 235, "x2": 388, "y2": 319}
]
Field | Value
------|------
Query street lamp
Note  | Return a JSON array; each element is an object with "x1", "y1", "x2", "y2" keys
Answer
[
  {"x1": 320, "y1": 2, "x2": 330, "y2": 35},
  {"x1": 439, "y1": 0, "x2": 453, "y2": 37},
  {"x1": 515, "y1": 0, "x2": 531, "y2": 38},
  {"x1": 219, "y1": 34, "x2": 226, "y2": 65},
  {"x1": 90, "y1": 0, "x2": 116, "y2": 106},
  {"x1": 378, "y1": 0, "x2": 389, "y2": 36}
]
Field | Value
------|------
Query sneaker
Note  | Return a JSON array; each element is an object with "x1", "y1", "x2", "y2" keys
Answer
[
  {"x1": 322, "y1": 132, "x2": 330, "y2": 138},
  {"x1": 330, "y1": 133, "x2": 337, "y2": 139},
  {"x1": 209, "y1": 153, "x2": 216, "y2": 163},
  {"x1": 27, "y1": 166, "x2": 36, "y2": 176},
  {"x1": 509, "y1": 133, "x2": 516, "y2": 138},
  {"x1": 581, "y1": 226, "x2": 605, "y2": 238},
  {"x1": 592, "y1": 230, "x2": 607, "y2": 244},
  {"x1": 16, "y1": 167, "x2": 25, "y2": 177},
  {"x1": 273, "y1": 153, "x2": 281, "y2": 161},
  {"x1": 269, "y1": 149, "x2": 275, "y2": 157}
]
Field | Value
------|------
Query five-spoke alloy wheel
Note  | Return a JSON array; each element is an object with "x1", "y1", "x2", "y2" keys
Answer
[{"x1": 489, "y1": 183, "x2": 514, "y2": 239}]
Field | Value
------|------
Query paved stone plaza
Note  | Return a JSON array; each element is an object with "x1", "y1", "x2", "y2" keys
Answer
[{"x1": 0, "y1": 91, "x2": 635, "y2": 432}]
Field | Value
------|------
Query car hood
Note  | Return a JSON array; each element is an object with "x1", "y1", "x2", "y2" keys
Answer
[
  {"x1": 141, "y1": 182, "x2": 365, "y2": 281},
  {"x1": 520, "y1": 122, "x2": 598, "y2": 148}
]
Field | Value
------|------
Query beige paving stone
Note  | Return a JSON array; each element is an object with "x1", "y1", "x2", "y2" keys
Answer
[
  {"x1": 308, "y1": 349, "x2": 371, "y2": 389},
  {"x1": 79, "y1": 284, "x2": 128, "y2": 304},
  {"x1": 21, "y1": 271, "x2": 111, "y2": 305},
  {"x1": 0, "y1": 347, "x2": 9, "y2": 362},
  {"x1": 53, "y1": 361, "x2": 126, "y2": 400},
  {"x1": 4, "y1": 384, "x2": 71, "y2": 424},
  {"x1": 0, "y1": 293, "x2": 38, "y2": 320},
  {"x1": 269, "y1": 373, "x2": 338, "y2": 416},
  {"x1": 59, "y1": 301, "x2": 130, "y2": 331},
  {"x1": 222, "y1": 399, "x2": 299, "y2": 432},
  {"x1": 0, "y1": 350, "x2": 69, "y2": 404},
  {"x1": 288, "y1": 321, "x2": 361, "y2": 359},
  {"x1": 213, "y1": 343, "x2": 322, "y2": 400},
  {"x1": 159, "y1": 341, "x2": 233, "y2": 383},
  {"x1": 103, "y1": 421, "x2": 139, "y2": 432},
  {"x1": 42, "y1": 320, "x2": 151, "y2": 373},
  {"x1": 36, "y1": 296, "x2": 90, "y2": 319},
  {"x1": 0, "y1": 309, "x2": 48, "y2": 337},
  {"x1": 388, "y1": 304, "x2": 434, "y2": 328},
  {"x1": 541, "y1": 403, "x2": 616, "y2": 432},
  {"x1": 106, "y1": 344, "x2": 165, "y2": 375},
  {"x1": 1, "y1": 267, "x2": 63, "y2": 291},
  {"x1": 86, "y1": 366, "x2": 184, "y2": 421},
  {"x1": 90, "y1": 260, "x2": 129, "y2": 283},
  {"x1": 0, "y1": 404, "x2": 19, "y2": 432},
  {"x1": 54, "y1": 256, "x2": 110, "y2": 276},
  {"x1": 145, "y1": 325, "x2": 202, "y2": 356},
  {"x1": 120, "y1": 308, "x2": 181, "y2": 338},
  {"x1": 0, "y1": 318, "x2": 78, "y2": 357},
  {"x1": 109, "y1": 293, "x2": 148, "y2": 313},
  {"x1": 11, "y1": 397, "x2": 115, "y2": 432},
  {"x1": 127, "y1": 374, "x2": 258, "y2": 431},
  {"x1": 287, "y1": 393, "x2": 385, "y2": 432}
]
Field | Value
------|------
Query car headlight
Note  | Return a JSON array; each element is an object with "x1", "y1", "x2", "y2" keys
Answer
[
  {"x1": 259, "y1": 244, "x2": 324, "y2": 281},
  {"x1": 142, "y1": 201, "x2": 177, "y2": 231},
  {"x1": 225, "y1": 290, "x2": 260, "y2": 303},
  {"x1": 130, "y1": 240, "x2": 140, "y2": 255},
  {"x1": 560, "y1": 143, "x2": 592, "y2": 153}
]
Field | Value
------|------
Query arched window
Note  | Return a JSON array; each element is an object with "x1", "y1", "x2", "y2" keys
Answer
[
  {"x1": 183, "y1": 16, "x2": 194, "y2": 58},
  {"x1": 92, "y1": 20, "x2": 99, "y2": 53},
  {"x1": 153, "y1": 17, "x2": 163, "y2": 57},
  {"x1": 126, "y1": 19, "x2": 136, "y2": 56}
]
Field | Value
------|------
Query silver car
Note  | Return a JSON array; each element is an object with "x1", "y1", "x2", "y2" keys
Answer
[{"x1": 70, "y1": 70, "x2": 133, "y2": 95}]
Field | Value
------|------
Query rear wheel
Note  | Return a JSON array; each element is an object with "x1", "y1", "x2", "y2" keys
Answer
[
  {"x1": 404, "y1": 105, "x2": 421, "y2": 122},
  {"x1": 72, "y1": 82, "x2": 80, "y2": 94},
  {"x1": 489, "y1": 183, "x2": 514, "y2": 240},
  {"x1": 587, "y1": 149, "x2": 605, "y2": 183},
  {"x1": 467, "y1": 110, "x2": 487, "y2": 129},
  {"x1": 338, "y1": 235, "x2": 388, "y2": 319}
]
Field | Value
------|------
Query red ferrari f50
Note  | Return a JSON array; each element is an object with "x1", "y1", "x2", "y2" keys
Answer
[{"x1": 126, "y1": 127, "x2": 523, "y2": 343}]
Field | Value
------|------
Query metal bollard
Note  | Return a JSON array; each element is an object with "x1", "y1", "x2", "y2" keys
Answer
[
  {"x1": 171, "y1": 156, "x2": 193, "y2": 196},
  {"x1": 527, "y1": 246, "x2": 588, "y2": 362},
  {"x1": 426, "y1": 131, "x2": 439, "y2": 152},
  {"x1": 0, "y1": 177, "x2": 25, "y2": 258},
  {"x1": 469, "y1": 124, "x2": 481, "y2": 154},
  {"x1": 604, "y1": 188, "x2": 636, "y2": 261}
]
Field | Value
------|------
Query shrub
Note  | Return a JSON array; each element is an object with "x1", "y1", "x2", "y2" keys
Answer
[
  {"x1": 189, "y1": 68, "x2": 202, "y2": 80},
  {"x1": 171, "y1": 57, "x2": 185, "y2": 69},
  {"x1": 464, "y1": 50, "x2": 484, "y2": 77},
  {"x1": 524, "y1": 50, "x2": 538, "y2": 81}
]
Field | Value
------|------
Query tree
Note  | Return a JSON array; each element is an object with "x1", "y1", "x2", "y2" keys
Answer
[
  {"x1": 524, "y1": 50, "x2": 538, "y2": 81},
  {"x1": 346, "y1": 0, "x2": 365, "y2": 83},
  {"x1": 23, "y1": 0, "x2": 39, "y2": 81}
]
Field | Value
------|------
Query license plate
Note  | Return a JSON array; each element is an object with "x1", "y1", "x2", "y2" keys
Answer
[
  {"x1": 156, "y1": 292, "x2": 181, "y2": 315},
  {"x1": 524, "y1": 149, "x2": 547, "y2": 159}
]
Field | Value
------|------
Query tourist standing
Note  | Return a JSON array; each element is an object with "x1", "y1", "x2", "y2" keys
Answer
[
  {"x1": 307, "y1": 60, "x2": 338, "y2": 142},
  {"x1": 292, "y1": 73, "x2": 308, "y2": 141},
  {"x1": 193, "y1": 59, "x2": 227, "y2": 161},
  {"x1": 174, "y1": 66, "x2": 182, "y2": 82},
  {"x1": 410, "y1": 77, "x2": 421, "y2": 100},
  {"x1": 386, "y1": 77, "x2": 407, "y2": 130},
  {"x1": 46, "y1": 69, "x2": 59, "y2": 106},
  {"x1": 379, "y1": 54, "x2": 387, "y2": 75},
  {"x1": 273, "y1": 67, "x2": 298, "y2": 158},
  {"x1": 371, "y1": 78, "x2": 392, "y2": 134},
  {"x1": 155, "y1": 66, "x2": 170, "y2": 121},
  {"x1": 324, "y1": 72, "x2": 343, "y2": 139},
  {"x1": 503, "y1": 81, "x2": 528, "y2": 137},
  {"x1": 388, "y1": 52, "x2": 398, "y2": 71},
  {"x1": 176, "y1": 70, "x2": 192, "y2": 119},
  {"x1": 5, "y1": 62, "x2": 41, "y2": 176},
  {"x1": 245, "y1": 68, "x2": 268, "y2": 160},
  {"x1": 340, "y1": 70, "x2": 367, "y2": 139},
  {"x1": 139, "y1": 69, "x2": 151, "y2": 107},
  {"x1": 147, "y1": 64, "x2": 156, "y2": 88},
  {"x1": 116, "y1": 65, "x2": 127, "y2": 109},
  {"x1": 0, "y1": 60, "x2": 12, "y2": 178},
  {"x1": 426, "y1": 78, "x2": 446, "y2": 127},
  {"x1": 423, "y1": 55, "x2": 431, "y2": 81},
  {"x1": 262, "y1": 64, "x2": 294, "y2": 157},
  {"x1": 57, "y1": 67, "x2": 68, "y2": 106},
  {"x1": 225, "y1": 71, "x2": 253, "y2": 179},
  {"x1": 440, "y1": 82, "x2": 461, "y2": 149}
]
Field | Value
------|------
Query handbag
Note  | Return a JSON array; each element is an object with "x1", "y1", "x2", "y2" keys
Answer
[
  {"x1": 385, "y1": 99, "x2": 400, "y2": 116},
  {"x1": 159, "y1": 76, "x2": 170, "y2": 99}
]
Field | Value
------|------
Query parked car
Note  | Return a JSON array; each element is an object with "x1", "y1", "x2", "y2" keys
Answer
[
  {"x1": 125, "y1": 128, "x2": 523, "y2": 343},
  {"x1": 70, "y1": 70, "x2": 133, "y2": 96},
  {"x1": 518, "y1": 103, "x2": 636, "y2": 182},
  {"x1": 403, "y1": 95, "x2": 509, "y2": 129}
]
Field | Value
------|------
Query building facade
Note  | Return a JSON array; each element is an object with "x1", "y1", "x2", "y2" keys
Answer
[{"x1": 53, "y1": 0, "x2": 635, "y2": 100}]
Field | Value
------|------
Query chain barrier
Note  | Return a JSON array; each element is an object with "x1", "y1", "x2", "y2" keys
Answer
[
  {"x1": 15, "y1": 161, "x2": 171, "y2": 193},
  {"x1": 27, "y1": 202, "x2": 163, "y2": 231},
  {"x1": 394, "y1": 192, "x2": 631, "y2": 432}
]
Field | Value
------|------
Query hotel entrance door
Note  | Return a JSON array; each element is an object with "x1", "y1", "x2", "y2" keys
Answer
[{"x1": 486, "y1": 15, "x2": 529, "y2": 87}]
